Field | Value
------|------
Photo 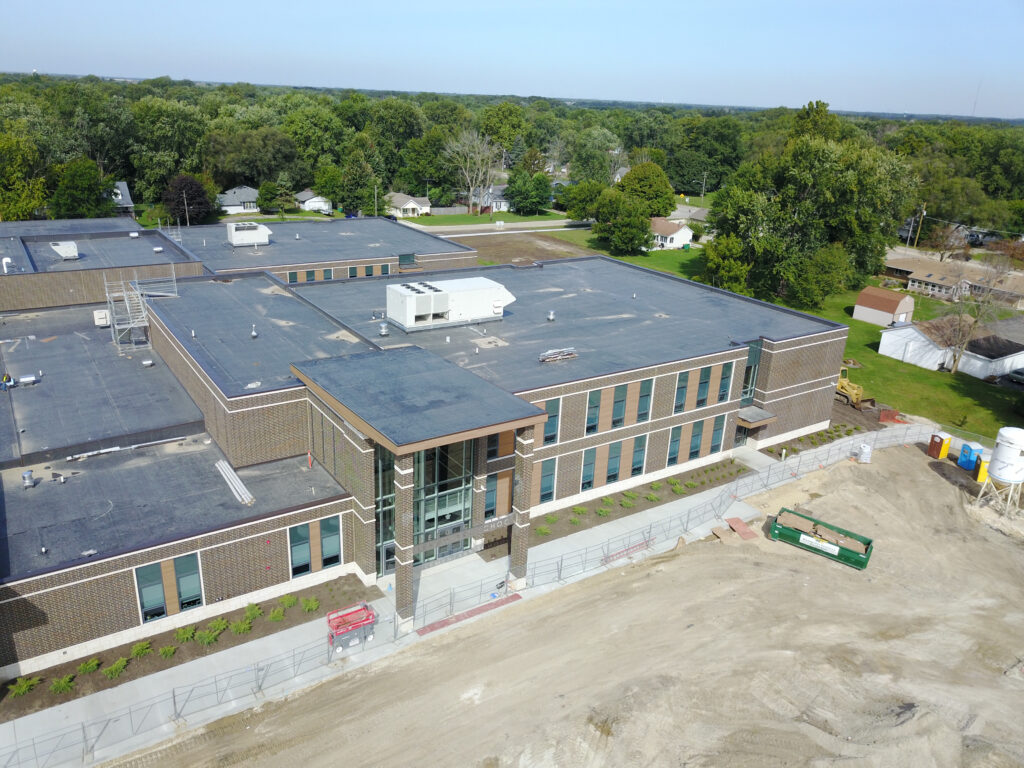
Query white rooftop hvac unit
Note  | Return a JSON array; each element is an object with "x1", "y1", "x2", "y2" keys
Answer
[
  {"x1": 50, "y1": 241, "x2": 79, "y2": 260},
  {"x1": 226, "y1": 222, "x2": 272, "y2": 247},
  {"x1": 386, "y1": 277, "x2": 516, "y2": 332}
]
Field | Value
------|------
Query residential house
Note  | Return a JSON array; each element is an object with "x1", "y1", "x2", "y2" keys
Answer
[
  {"x1": 111, "y1": 181, "x2": 135, "y2": 218},
  {"x1": 852, "y1": 286, "x2": 914, "y2": 327},
  {"x1": 612, "y1": 166, "x2": 630, "y2": 184},
  {"x1": 216, "y1": 185, "x2": 259, "y2": 215},
  {"x1": 294, "y1": 188, "x2": 332, "y2": 214},
  {"x1": 885, "y1": 256, "x2": 1024, "y2": 309},
  {"x1": 388, "y1": 193, "x2": 431, "y2": 218},
  {"x1": 650, "y1": 217, "x2": 694, "y2": 250},
  {"x1": 474, "y1": 185, "x2": 510, "y2": 214},
  {"x1": 879, "y1": 315, "x2": 1024, "y2": 379}
]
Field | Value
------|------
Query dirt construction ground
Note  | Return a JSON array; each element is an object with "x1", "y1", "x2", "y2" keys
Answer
[{"x1": 115, "y1": 446, "x2": 1024, "y2": 767}]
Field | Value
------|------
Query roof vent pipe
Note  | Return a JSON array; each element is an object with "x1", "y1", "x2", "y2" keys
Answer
[
  {"x1": 251, "y1": 324, "x2": 258, "y2": 339},
  {"x1": 22, "y1": 470, "x2": 33, "y2": 489},
  {"x1": 379, "y1": 322, "x2": 389, "y2": 337},
  {"x1": 547, "y1": 310, "x2": 556, "y2": 322}
]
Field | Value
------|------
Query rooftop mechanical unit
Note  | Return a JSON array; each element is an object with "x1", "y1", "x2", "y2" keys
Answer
[
  {"x1": 50, "y1": 241, "x2": 79, "y2": 261},
  {"x1": 226, "y1": 222, "x2": 272, "y2": 248},
  {"x1": 385, "y1": 277, "x2": 516, "y2": 332}
]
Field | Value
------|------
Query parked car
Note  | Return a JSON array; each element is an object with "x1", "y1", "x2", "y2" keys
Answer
[{"x1": 1005, "y1": 368, "x2": 1024, "y2": 385}]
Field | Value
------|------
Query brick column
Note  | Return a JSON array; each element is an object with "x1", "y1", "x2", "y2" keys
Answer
[
  {"x1": 393, "y1": 453, "x2": 416, "y2": 624},
  {"x1": 470, "y1": 437, "x2": 488, "y2": 549},
  {"x1": 509, "y1": 425, "x2": 535, "y2": 587},
  {"x1": 347, "y1": 436, "x2": 378, "y2": 586}
]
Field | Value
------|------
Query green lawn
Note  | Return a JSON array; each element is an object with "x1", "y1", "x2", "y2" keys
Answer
[
  {"x1": 413, "y1": 211, "x2": 566, "y2": 226},
  {"x1": 798, "y1": 287, "x2": 1020, "y2": 439},
  {"x1": 549, "y1": 229, "x2": 704, "y2": 278},
  {"x1": 675, "y1": 190, "x2": 717, "y2": 209}
]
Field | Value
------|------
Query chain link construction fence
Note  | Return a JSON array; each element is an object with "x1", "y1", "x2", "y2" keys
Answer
[{"x1": 2, "y1": 422, "x2": 953, "y2": 767}]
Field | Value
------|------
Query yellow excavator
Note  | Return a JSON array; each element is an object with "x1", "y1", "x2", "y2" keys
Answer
[{"x1": 836, "y1": 366, "x2": 876, "y2": 410}]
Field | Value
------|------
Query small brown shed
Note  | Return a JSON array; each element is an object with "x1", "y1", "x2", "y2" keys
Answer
[{"x1": 853, "y1": 286, "x2": 915, "y2": 327}]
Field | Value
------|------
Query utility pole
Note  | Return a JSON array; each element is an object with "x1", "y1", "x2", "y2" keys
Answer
[
  {"x1": 913, "y1": 203, "x2": 927, "y2": 248},
  {"x1": 182, "y1": 190, "x2": 190, "y2": 228}
]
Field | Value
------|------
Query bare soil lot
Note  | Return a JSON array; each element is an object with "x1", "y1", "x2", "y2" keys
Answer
[
  {"x1": 114, "y1": 446, "x2": 1024, "y2": 767},
  {"x1": 449, "y1": 231, "x2": 595, "y2": 265}
]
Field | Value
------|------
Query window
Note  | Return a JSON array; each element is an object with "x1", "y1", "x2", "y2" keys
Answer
[
  {"x1": 544, "y1": 399, "x2": 560, "y2": 445},
  {"x1": 636, "y1": 379, "x2": 653, "y2": 423},
  {"x1": 696, "y1": 367, "x2": 711, "y2": 407},
  {"x1": 486, "y1": 433, "x2": 500, "y2": 460},
  {"x1": 364, "y1": 265, "x2": 373, "y2": 277},
  {"x1": 585, "y1": 390, "x2": 601, "y2": 435},
  {"x1": 321, "y1": 516, "x2": 341, "y2": 567},
  {"x1": 381, "y1": 264, "x2": 391, "y2": 275},
  {"x1": 741, "y1": 341, "x2": 762, "y2": 405},
  {"x1": 718, "y1": 363, "x2": 733, "y2": 403},
  {"x1": 674, "y1": 372, "x2": 688, "y2": 414},
  {"x1": 606, "y1": 442, "x2": 622, "y2": 483},
  {"x1": 689, "y1": 421, "x2": 704, "y2": 460},
  {"x1": 289, "y1": 523, "x2": 311, "y2": 577},
  {"x1": 710, "y1": 415, "x2": 726, "y2": 454},
  {"x1": 631, "y1": 435, "x2": 647, "y2": 476},
  {"x1": 348, "y1": 266, "x2": 358, "y2": 278},
  {"x1": 136, "y1": 563, "x2": 166, "y2": 622},
  {"x1": 303, "y1": 270, "x2": 314, "y2": 283},
  {"x1": 610, "y1": 385, "x2": 627, "y2": 428},
  {"x1": 323, "y1": 268, "x2": 333, "y2": 281},
  {"x1": 484, "y1": 475, "x2": 497, "y2": 519},
  {"x1": 174, "y1": 553, "x2": 202, "y2": 611},
  {"x1": 581, "y1": 448, "x2": 596, "y2": 491},
  {"x1": 667, "y1": 426, "x2": 682, "y2": 466},
  {"x1": 287, "y1": 271, "x2": 298, "y2": 284},
  {"x1": 539, "y1": 458, "x2": 556, "y2": 503}
]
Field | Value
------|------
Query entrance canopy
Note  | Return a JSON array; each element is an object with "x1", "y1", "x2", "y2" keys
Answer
[{"x1": 737, "y1": 405, "x2": 777, "y2": 429}]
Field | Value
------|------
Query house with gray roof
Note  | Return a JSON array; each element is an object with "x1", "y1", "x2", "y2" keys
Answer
[
  {"x1": 216, "y1": 185, "x2": 259, "y2": 215},
  {"x1": 111, "y1": 181, "x2": 135, "y2": 218},
  {"x1": 387, "y1": 192, "x2": 431, "y2": 218},
  {"x1": 294, "y1": 188, "x2": 332, "y2": 214}
]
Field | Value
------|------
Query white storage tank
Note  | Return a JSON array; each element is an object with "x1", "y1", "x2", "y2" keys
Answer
[{"x1": 989, "y1": 427, "x2": 1024, "y2": 484}]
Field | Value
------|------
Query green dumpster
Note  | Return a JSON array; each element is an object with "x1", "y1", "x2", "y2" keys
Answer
[
  {"x1": 683, "y1": 243, "x2": 690, "y2": 251},
  {"x1": 769, "y1": 508, "x2": 873, "y2": 570}
]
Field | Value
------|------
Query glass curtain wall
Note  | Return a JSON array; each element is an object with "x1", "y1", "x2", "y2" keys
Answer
[
  {"x1": 413, "y1": 440, "x2": 475, "y2": 564},
  {"x1": 374, "y1": 444, "x2": 396, "y2": 575}
]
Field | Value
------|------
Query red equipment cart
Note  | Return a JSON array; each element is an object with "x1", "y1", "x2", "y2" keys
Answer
[{"x1": 327, "y1": 601, "x2": 376, "y2": 653}]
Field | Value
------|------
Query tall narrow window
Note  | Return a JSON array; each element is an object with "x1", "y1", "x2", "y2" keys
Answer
[
  {"x1": 585, "y1": 390, "x2": 601, "y2": 435},
  {"x1": 718, "y1": 363, "x2": 733, "y2": 403},
  {"x1": 631, "y1": 435, "x2": 647, "y2": 476},
  {"x1": 667, "y1": 426, "x2": 682, "y2": 466},
  {"x1": 289, "y1": 524, "x2": 311, "y2": 577},
  {"x1": 606, "y1": 442, "x2": 622, "y2": 483},
  {"x1": 174, "y1": 554, "x2": 202, "y2": 611},
  {"x1": 696, "y1": 367, "x2": 711, "y2": 407},
  {"x1": 321, "y1": 516, "x2": 341, "y2": 567},
  {"x1": 581, "y1": 448, "x2": 596, "y2": 491},
  {"x1": 539, "y1": 458, "x2": 556, "y2": 502},
  {"x1": 674, "y1": 372, "x2": 688, "y2": 414},
  {"x1": 486, "y1": 434, "x2": 500, "y2": 460},
  {"x1": 710, "y1": 415, "x2": 726, "y2": 454},
  {"x1": 689, "y1": 421, "x2": 704, "y2": 460},
  {"x1": 136, "y1": 563, "x2": 166, "y2": 622},
  {"x1": 544, "y1": 399, "x2": 560, "y2": 445},
  {"x1": 741, "y1": 341, "x2": 762, "y2": 405},
  {"x1": 610, "y1": 385, "x2": 627, "y2": 428},
  {"x1": 364, "y1": 265, "x2": 373, "y2": 277},
  {"x1": 636, "y1": 379, "x2": 653, "y2": 422},
  {"x1": 484, "y1": 475, "x2": 497, "y2": 519}
]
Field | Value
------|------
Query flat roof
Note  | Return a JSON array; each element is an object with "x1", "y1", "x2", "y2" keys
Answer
[
  {"x1": 0, "y1": 218, "x2": 141, "y2": 239},
  {"x1": 293, "y1": 348, "x2": 545, "y2": 451},
  {"x1": 0, "y1": 306, "x2": 204, "y2": 465},
  {"x1": 16, "y1": 230, "x2": 196, "y2": 274},
  {"x1": 294, "y1": 257, "x2": 844, "y2": 393},
  {"x1": 147, "y1": 274, "x2": 376, "y2": 397},
  {"x1": 174, "y1": 218, "x2": 474, "y2": 272},
  {"x1": 1, "y1": 437, "x2": 345, "y2": 582}
]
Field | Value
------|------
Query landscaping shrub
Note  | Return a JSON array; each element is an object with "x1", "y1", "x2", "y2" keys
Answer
[
  {"x1": 7, "y1": 676, "x2": 42, "y2": 697},
  {"x1": 158, "y1": 646, "x2": 177, "y2": 660},
  {"x1": 685, "y1": 481, "x2": 697, "y2": 489},
  {"x1": 244, "y1": 603, "x2": 263, "y2": 622},
  {"x1": 77, "y1": 658, "x2": 101, "y2": 675},
  {"x1": 279, "y1": 594, "x2": 298, "y2": 609},
  {"x1": 572, "y1": 506, "x2": 587, "y2": 515},
  {"x1": 130, "y1": 641, "x2": 152, "y2": 660},
  {"x1": 672, "y1": 485, "x2": 686, "y2": 495},
  {"x1": 620, "y1": 499, "x2": 635, "y2": 508},
  {"x1": 102, "y1": 658, "x2": 129, "y2": 680},
  {"x1": 602, "y1": 496, "x2": 614, "y2": 505},
  {"x1": 596, "y1": 507, "x2": 611, "y2": 517},
  {"x1": 268, "y1": 607, "x2": 285, "y2": 622},
  {"x1": 650, "y1": 481, "x2": 662, "y2": 491},
  {"x1": 207, "y1": 617, "x2": 229, "y2": 634},
  {"x1": 302, "y1": 597, "x2": 320, "y2": 613},
  {"x1": 194, "y1": 630, "x2": 219, "y2": 646},
  {"x1": 174, "y1": 626, "x2": 196, "y2": 644},
  {"x1": 645, "y1": 493, "x2": 659, "y2": 502},
  {"x1": 230, "y1": 619, "x2": 252, "y2": 635},
  {"x1": 622, "y1": 490, "x2": 639, "y2": 500},
  {"x1": 49, "y1": 675, "x2": 75, "y2": 695},
  {"x1": 569, "y1": 516, "x2": 581, "y2": 525},
  {"x1": 545, "y1": 513, "x2": 559, "y2": 524},
  {"x1": 536, "y1": 525, "x2": 552, "y2": 536}
]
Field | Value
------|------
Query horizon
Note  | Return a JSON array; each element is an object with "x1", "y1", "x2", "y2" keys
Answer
[{"x1": 1, "y1": 0, "x2": 1022, "y2": 121}]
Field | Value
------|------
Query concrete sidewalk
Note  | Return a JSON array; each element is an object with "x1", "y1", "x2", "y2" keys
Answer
[{"x1": 0, "y1": 456, "x2": 773, "y2": 766}]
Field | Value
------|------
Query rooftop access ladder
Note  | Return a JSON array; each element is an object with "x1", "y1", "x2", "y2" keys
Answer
[{"x1": 104, "y1": 268, "x2": 179, "y2": 355}]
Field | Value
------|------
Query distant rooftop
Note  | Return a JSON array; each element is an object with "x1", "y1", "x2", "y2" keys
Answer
[
  {"x1": 174, "y1": 218, "x2": 473, "y2": 272},
  {"x1": 14, "y1": 230, "x2": 196, "y2": 274},
  {"x1": 147, "y1": 274, "x2": 376, "y2": 396},
  {"x1": 0, "y1": 218, "x2": 141, "y2": 239},
  {"x1": 1, "y1": 438, "x2": 345, "y2": 582},
  {"x1": 294, "y1": 257, "x2": 843, "y2": 393}
]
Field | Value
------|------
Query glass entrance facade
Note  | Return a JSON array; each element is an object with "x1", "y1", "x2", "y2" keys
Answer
[
  {"x1": 413, "y1": 440, "x2": 474, "y2": 564},
  {"x1": 374, "y1": 445, "x2": 396, "y2": 576}
]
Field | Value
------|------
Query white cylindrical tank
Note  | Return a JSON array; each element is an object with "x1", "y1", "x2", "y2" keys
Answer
[{"x1": 988, "y1": 426, "x2": 1024, "y2": 484}]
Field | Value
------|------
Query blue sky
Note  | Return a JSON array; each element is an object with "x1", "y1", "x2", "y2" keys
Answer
[{"x1": 2, "y1": 0, "x2": 1022, "y2": 119}]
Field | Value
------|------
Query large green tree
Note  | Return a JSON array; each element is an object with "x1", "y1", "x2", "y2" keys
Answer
[
  {"x1": 615, "y1": 162, "x2": 675, "y2": 218},
  {"x1": 592, "y1": 188, "x2": 653, "y2": 254},
  {"x1": 504, "y1": 169, "x2": 551, "y2": 215},
  {"x1": 700, "y1": 234, "x2": 752, "y2": 295},
  {"x1": 480, "y1": 101, "x2": 526, "y2": 151},
  {"x1": 0, "y1": 131, "x2": 47, "y2": 220},
  {"x1": 49, "y1": 157, "x2": 114, "y2": 218},
  {"x1": 162, "y1": 173, "x2": 213, "y2": 224},
  {"x1": 570, "y1": 126, "x2": 619, "y2": 184},
  {"x1": 556, "y1": 180, "x2": 606, "y2": 220},
  {"x1": 336, "y1": 149, "x2": 381, "y2": 215}
]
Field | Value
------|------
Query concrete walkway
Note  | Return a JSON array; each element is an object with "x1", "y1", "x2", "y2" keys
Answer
[{"x1": 0, "y1": 454, "x2": 771, "y2": 766}]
